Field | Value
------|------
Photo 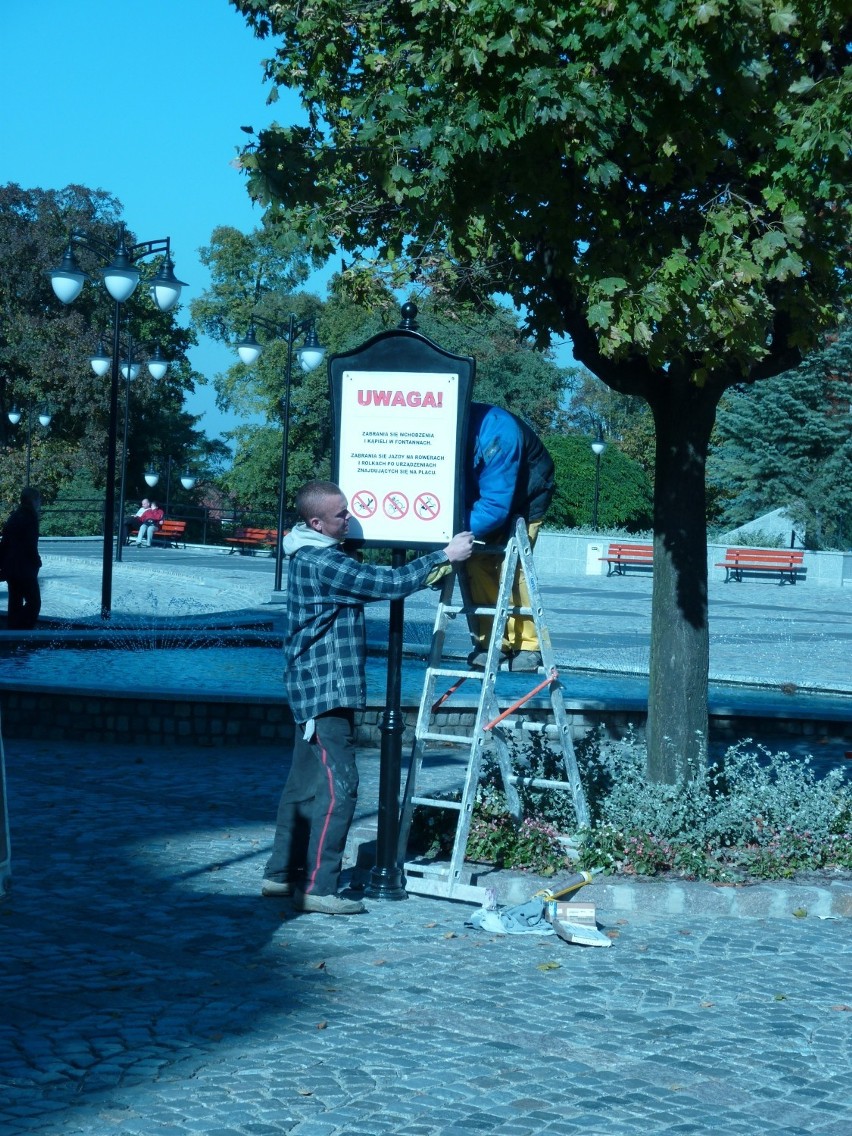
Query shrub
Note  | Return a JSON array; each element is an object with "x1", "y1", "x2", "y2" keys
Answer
[
  {"x1": 409, "y1": 728, "x2": 852, "y2": 882},
  {"x1": 573, "y1": 730, "x2": 852, "y2": 880}
]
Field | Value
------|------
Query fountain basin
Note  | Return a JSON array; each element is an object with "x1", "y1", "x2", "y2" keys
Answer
[{"x1": 1, "y1": 628, "x2": 850, "y2": 753}]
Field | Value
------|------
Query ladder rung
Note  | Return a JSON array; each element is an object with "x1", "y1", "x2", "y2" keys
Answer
[
  {"x1": 403, "y1": 862, "x2": 487, "y2": 903},
  {"x1": 518, "y1": 720, "x2": 562, "y2": 735},
  {"x1": 507, "y1": 774, "x2": 576, "y2": 792},
  {"x1": 465, "y1": 605, "x2": 533, "y2": 617},
  {"x1": 410, "y1": 796, "x2": 462, "y2": 810},
  {"x1": 418, "y1": 731, "x2": 474, "y2": 745},
  {"x1": 429, "y1": 667, "x2": 484, "y2": 680},
  {"x1": 404, "y1": 859, "x2": 453, "y2": 877},
  {"x1": 495, "y1": 718, "x2": 560, "y2": 735}
]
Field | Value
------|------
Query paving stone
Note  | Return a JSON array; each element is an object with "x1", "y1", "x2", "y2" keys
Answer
[{"x1": 2, "y1": 740, "x2": 851, "y2": 1136}]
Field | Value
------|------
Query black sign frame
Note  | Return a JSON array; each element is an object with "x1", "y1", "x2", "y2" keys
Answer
[{"x1": 329, "y1": 308, "x2": 475, "y2": 551}]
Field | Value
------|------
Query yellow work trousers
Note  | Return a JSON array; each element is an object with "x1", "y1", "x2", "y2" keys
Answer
[{"x1": 466, "y1": 520, "x2": 542, "y2": 653}]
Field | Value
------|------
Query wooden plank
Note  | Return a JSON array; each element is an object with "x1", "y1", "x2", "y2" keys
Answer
[{"x1": 551, "y1": 917, "x2": 612, "y2": 948}]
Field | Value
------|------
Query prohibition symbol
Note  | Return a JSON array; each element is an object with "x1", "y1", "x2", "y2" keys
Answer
[
  {"x1": 383, "y1": 491, "x2": 409, "y2": 519},
  {"x1": 351, "y1": 490, "x2": 377, "y2": 518},
  {"x1": 414, "y1": 492, "x2": 441, "y2": 520}
]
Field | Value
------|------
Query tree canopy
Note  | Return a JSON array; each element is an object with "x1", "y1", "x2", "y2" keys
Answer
[
  {"x1": 0, "y1": 183, "x2": 213, "y2": 524},
  {"x1": 235, "y1": 0, "x2": 849, "y2": 378},
  {"x1": 190, "y1": 223, "x2": 573, "y2": 517},
  {"x1": 544, "y1": 434, "x2": 653, "y2": 532},
  {"x1": 231, "y1": 0, "x2": 851, "y2": 780},
  {"x1": 561, "y1": 367, "x2": 656, "y2": 480}
]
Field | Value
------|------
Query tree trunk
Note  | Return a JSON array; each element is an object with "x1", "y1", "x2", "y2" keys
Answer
[{"x1": 646, "y1": 378, "x2": 722, "y2": 783}]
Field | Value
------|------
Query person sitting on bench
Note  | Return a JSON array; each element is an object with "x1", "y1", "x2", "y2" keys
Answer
[
  {"x1": 135, "y1": 502, "x2": 164, "y2": 547},
  {"x1": 123, "y1": 497, "x2": 150, "y2": 544}
]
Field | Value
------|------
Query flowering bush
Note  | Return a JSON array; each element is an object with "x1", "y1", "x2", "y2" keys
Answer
[{"x1": 466, "y1": 805, "x2": 567, "y2": 874}]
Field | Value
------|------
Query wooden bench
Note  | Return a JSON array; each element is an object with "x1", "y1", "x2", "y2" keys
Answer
[
  {"x1": 716, "y1": 547, "x2": 804, "y2": 585},
  {"x1": 600, "y1": 542, "x2": 654, "y2": 576},
  {"x1": 226, "y1": 527, "x2": 279, "y2": 555},
  {"x1": 127, "y1": 519, "x2": 187, "y2": 548}
]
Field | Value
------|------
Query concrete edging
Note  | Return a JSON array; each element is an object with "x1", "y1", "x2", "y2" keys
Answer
[{"x1": 474, "y1": 871, "x2": 852, "y2": 919}]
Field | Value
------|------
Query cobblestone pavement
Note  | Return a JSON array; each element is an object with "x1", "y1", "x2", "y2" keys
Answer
[{"x1": 2, "y1": 740, "x2": 851, "y2": 1136}]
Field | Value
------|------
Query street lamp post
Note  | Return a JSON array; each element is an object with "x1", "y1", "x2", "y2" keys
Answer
[
  {"x1": 591, "y1": 427, "x2": 607, "y2": 529},
  {"x1": 7, "y1": 405, "x2": 51, "y2": 487},
  {"x1": 144, "y1": 456, "x2": 196, "y2": 516},
  {"x1": 49, "y1": 228, "x2": 185, "y2": 619},
  {"x1": 234, "y1": 314, "x2": 325, "y2": 591},
  {"x1": 91, "y1": 334, "x2": 170, "y2": 563}
]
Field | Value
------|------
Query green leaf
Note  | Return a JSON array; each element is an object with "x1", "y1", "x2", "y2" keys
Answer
[
  {"x1": 587, "y1": 301, "x2": 614, "y2": 329},
  {"x1": 598, "y1": 276, "x2": 628, "y2": 296}
]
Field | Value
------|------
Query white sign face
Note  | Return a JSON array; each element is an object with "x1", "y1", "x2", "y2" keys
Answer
[{"x1": 337, "y1": 370, "x2": 459, "y2": 544}]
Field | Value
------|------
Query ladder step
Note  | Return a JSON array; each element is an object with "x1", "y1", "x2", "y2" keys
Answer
[
  {"x1": 517, "y1": 720, "x2": 562, "y2": 736},
  {"x1": 496, "y1": 718, "x2": 560, "y2": 736},
  {"x1": 403, "y1": 861, "x2": 487, "y2": 904},
  {"x1": 410, "y1": 796, "x2": 462, "y2": 810},
  {"x1": 419, "y1": 731, "x2": 475, "y2": 745},
  {"x1": 429, "y1": 667, "x2": 484, "y2": 680},
  {"x1": 464, "y1": 605, "x2": 533, "y2": 617},
  {"x1": 506, "y1": 774, "x2": 578, "y2": 792}
]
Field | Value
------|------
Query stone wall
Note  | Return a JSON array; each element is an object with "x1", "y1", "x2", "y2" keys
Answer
[
  {"x1": 533, "y1": 531, "x2": 852, "y2": 587},
  {"x1": 2, "y1": 687, "x2": 846, "y2": 750}
]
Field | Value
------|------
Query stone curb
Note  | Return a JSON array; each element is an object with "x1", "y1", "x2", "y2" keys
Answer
[
  {"x1": 345, "y1": 818, "x2": 852, "y2": 919},
  {"x1": 493, "y1": 874, "x2": 852, "y2": 919}
]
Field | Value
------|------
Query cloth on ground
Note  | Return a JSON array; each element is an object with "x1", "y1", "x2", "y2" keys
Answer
[{"x1": 467, "y1": 897, "x2": 554, "y2": 935}]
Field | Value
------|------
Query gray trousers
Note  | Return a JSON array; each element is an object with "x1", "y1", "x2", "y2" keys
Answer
[{"x1": 264, "y1": 710, "x2": 358, "y2": 896}]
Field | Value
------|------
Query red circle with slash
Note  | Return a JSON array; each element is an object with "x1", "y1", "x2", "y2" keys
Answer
[
  {"x1": 383, "y1": 491, "x2": 409, "y2": 519},
  {"x1": 414, "y1": 493, "x2": 441, "y2": 520},
  {"x1": 351, "y1": 490, "x2": 377, "y2": 518}
]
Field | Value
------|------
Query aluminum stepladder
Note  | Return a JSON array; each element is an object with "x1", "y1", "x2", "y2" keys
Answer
[{"x1": 398, "y1": 517, "x2": 590, "y2": 902}]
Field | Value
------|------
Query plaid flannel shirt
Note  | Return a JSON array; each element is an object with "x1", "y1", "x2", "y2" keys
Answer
[{"x1": 284, "y1": 544, "x2": 447, "y2": 723}]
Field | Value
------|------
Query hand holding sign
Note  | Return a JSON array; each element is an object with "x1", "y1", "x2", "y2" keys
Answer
[{"x1": 443, "y1": 531, "x2": 475, "y2": 563}]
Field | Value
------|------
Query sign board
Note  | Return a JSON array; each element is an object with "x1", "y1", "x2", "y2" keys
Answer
[{"x1": 330, "y1": 311, "x2": 475, "y2": 549}]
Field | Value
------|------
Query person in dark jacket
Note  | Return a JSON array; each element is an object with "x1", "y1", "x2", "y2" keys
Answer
[
  {"x1": 261, "y1": 479, "x2": 474, "y2": 915},
  {"x1": 463, "y1": 403, "x2": 555, "y2": 671},
  {"x1": 0, "y1": 486, "x2": 43, "y2": 630}
]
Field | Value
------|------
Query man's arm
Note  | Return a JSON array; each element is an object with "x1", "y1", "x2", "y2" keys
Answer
[
  {"x1": 314, "y1": 534, "x2": 474, "y2": 605},
  {"x1": 469, "y1": 426, "x2": 523, "y2": 538}
]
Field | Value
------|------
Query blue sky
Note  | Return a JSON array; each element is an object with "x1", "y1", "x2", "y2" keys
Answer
[
  {"x1": 1, "y1": 0, "x2": 320, "y2": 441},
  {"x1": 2, "y1": 1, "x2": 576, "y2": 446}
]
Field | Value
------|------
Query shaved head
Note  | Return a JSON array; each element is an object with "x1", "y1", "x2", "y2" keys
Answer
[{"x1": 295, "y1": 480, "x2": 344, "y2": 523}]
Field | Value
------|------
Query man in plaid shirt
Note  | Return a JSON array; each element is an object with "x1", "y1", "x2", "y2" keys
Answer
[{"x1": 262, "y1": 479, "x2": 475, "y2": 915}]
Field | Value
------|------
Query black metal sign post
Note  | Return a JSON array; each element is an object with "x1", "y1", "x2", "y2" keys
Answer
[
  {"x1": 329, "y1": 303, "x2": 474, "y2": 899},
  {"x1": 371, "y1": 547, "x2": 408, "y2": 899}
]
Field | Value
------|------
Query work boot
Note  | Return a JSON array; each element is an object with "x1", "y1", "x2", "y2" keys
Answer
[
  {"x1": 467, "y1": 647, "x2": 512, "y2": 670},
  {"x1": 509, "y1": 650, "x2": 543, "y2": 672},
  {"x1": 294, "y1": 892, "x2": 366, "y2": 915}
]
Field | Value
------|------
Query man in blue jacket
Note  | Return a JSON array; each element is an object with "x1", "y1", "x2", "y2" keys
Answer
[
  {"x1": 262, "y1": 479, "x2": 474, "y2": 914},
  {"x1": 463, "y1": 403, "x2": 555, "y2": 671}
]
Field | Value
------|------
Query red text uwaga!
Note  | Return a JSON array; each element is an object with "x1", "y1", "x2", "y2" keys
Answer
[{"x1": 357, "y1": 389, "x2": 444, "y2": 408}]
